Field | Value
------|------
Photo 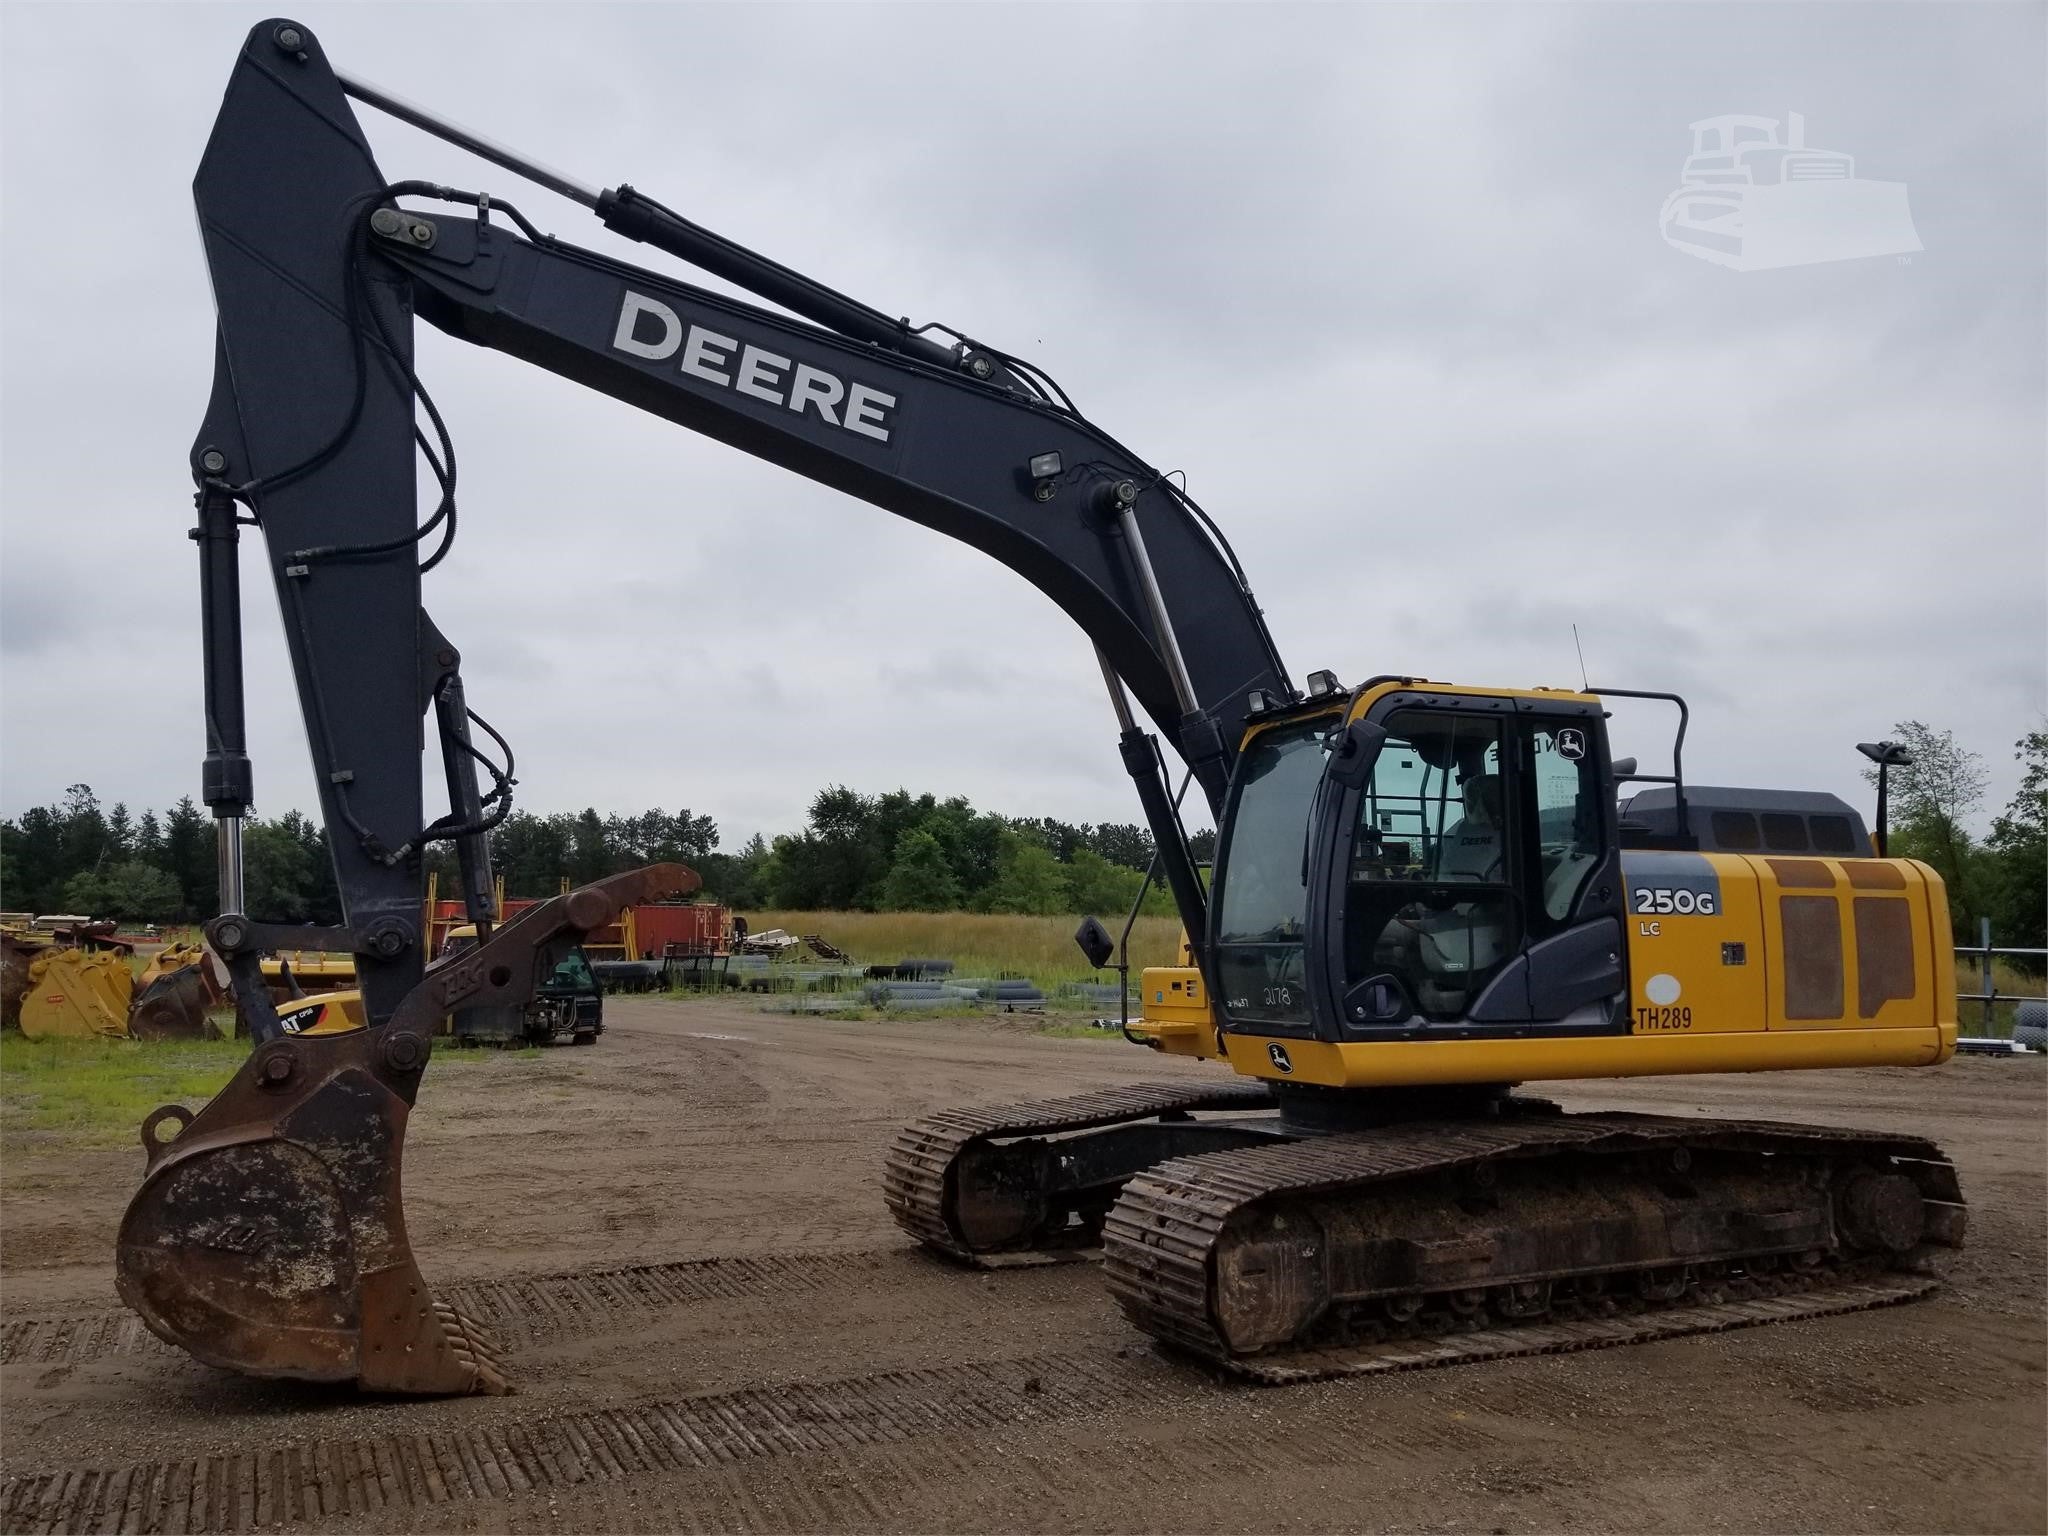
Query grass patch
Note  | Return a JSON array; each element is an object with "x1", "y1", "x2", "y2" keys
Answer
[
  {"x1": 0, "y1": 1029, "x2": 545, "y2": 1151},
  {"x1": 742, "y1": 909, "x2": 1183, "y2": 987},
  {"x1": 1032, "y1": 1019, "x2": 1125, "y2": 1040},
  {"x1": 1, "y1": 1032, "x2": 249, "y2": 1149}
]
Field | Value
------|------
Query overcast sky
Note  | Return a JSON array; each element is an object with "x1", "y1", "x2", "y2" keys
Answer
[{"x1": 2, "y1": 2, "x2": 2042, "y2": 853}]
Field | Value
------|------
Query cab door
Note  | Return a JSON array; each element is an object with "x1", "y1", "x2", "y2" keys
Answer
[{"x1": 1307, "y1": 692, "x2": 1627, "y2": 1040}]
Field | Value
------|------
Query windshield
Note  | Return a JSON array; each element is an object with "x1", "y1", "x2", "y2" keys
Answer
[
  {"x1": 1213, "y1": 719, "x2": 1331, "y2": 1028},
  {"x1": 1216, "y1": 722, "x2": 1328, "y2": 943},
  {"x1": 550, "y1": 951, "x2": 595, "y2": 990}
]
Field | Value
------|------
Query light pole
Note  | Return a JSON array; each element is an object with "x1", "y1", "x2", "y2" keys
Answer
[{"x1": 1856, "y1": 741, "x2": 1913, "y2": 856}]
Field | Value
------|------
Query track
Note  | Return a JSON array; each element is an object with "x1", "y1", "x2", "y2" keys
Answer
[{"x1": 1105, "y1": 1110, "x2": 1963, "y2": 1368}]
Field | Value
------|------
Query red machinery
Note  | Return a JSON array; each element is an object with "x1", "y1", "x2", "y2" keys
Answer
[{"x1": 426, "y1": 893, "x2": 727, "y2": 961}]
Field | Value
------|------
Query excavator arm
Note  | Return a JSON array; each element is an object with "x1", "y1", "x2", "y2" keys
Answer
[
  {"x1": 189, "y1": 19, "x2": 1288, "y2": 1019},
  {"x1": 121, "y1": 18, "x2": 1291, "y2": 1393}
]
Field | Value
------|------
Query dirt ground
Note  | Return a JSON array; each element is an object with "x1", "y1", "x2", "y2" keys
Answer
[{"x1": 2, "y1": 999, "x2": 2043, "y2": 1534}]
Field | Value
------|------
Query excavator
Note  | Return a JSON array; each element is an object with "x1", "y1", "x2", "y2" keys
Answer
[{"x1": 118, "y1": 20, "x2": 1964, "y2": 1397}]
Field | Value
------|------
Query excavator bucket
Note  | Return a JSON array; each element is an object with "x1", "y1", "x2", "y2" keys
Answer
[
  {"x1": 115, "y1": 863, "x2": 696, "y2": 1396},
  {"x1": 127, "y1": 943, "x2": 222, "y2": 1040},
  {"x1": 0, "y1": 928, "x2": 40, "y2": 1032},
  {"x1": 19, "y1": 948, "x2": 135, "y2": 1039}
]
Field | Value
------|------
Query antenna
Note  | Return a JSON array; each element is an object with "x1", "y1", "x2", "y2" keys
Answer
[{"x1": 1572, "y1": 624, "x2": 1590, "y2": 692}]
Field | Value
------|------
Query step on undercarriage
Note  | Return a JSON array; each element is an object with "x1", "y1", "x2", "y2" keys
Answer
[{"x1": 887, "y1": 1085, "x2": 1965, "y2": 1383}]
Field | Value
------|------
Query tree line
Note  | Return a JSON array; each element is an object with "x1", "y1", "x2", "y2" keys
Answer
[
  {"x1": 0, "y1": 784, "x2": 1195, "y2": 925},
  {"x1": 6, "y1": 722, "x2": 2036, "y2": 954}
]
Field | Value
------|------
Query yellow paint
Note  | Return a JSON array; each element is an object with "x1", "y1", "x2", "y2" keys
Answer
[
  {"x1": 134, "y1": 942, "x2": 208, "y2": 995},
  {"x1": 1234, "y1": 678, "x2": 1601, "y2": 755},
  {"x1": 1220, "y1": 1021, "x2": 1952, "y2": 1086},
  {"x1": 19, "y1": 949, "x2": 133, "y2": 1039},
  {"x1": 276, "y1": 990, "x2": 366, "y2": 1036},
  {"x1": 1133, "y1": 965, "x2": 1221, "y2": 1058},
  {"x1": 259, "y1": 953, "x2": 357, "y2": 988},
  {"x1": 1624, "y1": 853, "x2": 1765, "y2": 1034},
  {"x1": 1348, "y1": 677, "x2": 1599, "y2": 722}
]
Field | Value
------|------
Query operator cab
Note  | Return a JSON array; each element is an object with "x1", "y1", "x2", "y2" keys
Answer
[{"x1": 1210, "y1": 682, "x2": 1626, "y2": 1043}]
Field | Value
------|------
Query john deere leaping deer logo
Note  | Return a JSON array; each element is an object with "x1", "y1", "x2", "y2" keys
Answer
[{"x1": 1660, "y1": 114, "x2": 1921, "y2": 271}]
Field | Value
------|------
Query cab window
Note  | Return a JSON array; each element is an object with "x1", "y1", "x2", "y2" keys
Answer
[
  {"x1": 1344, "y1": 710, "x2": 1514, "y2": 1020},
  {"x1": 1530, "y1": 722, "x2": 1601, "y2": 929}
]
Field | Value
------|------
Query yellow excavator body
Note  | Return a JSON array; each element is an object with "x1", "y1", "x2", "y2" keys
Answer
[
  {"x1": 1131, "y1": 688, "x2": 1959, "y2": 1083},
  {"x1": 1133, "y1": 848, "x2": 1957, "y2": 1082}
]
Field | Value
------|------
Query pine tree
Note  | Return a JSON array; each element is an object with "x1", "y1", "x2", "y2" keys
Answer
[
  {"x1": 107, "y1": 802, "x2": 134, "y2": 860},
  {"x1": 243, "y1": 820, "x2": 314, "y2": 919},
  {"x1": 135, "y1": 810, "x2": 166, "y2": 866},
  {"x1": 163, "y1": 796, "x2": 217, "y2": 918},
  {"x1": 59, "y1": 784, "x2": 111, "y2": 883}
]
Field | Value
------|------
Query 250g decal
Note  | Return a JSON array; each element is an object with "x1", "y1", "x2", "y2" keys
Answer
[{"x1": 1632, "y1": 886, "x2": 1717, "y2": 916}]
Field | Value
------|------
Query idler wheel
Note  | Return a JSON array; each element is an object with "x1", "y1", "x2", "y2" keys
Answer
[{"x1": 1838, "y1": 1170, "x2": 1926, "y2": 1254}]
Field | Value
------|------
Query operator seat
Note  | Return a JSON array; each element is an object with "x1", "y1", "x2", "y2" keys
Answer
[{"x1": 1439, "y1": 773, "x2": 1504, "y2": 881}]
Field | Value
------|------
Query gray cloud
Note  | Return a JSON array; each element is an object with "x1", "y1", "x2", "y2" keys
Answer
[{"x1": 1, "y1": 2, "x2": 2040, "y2": 850}]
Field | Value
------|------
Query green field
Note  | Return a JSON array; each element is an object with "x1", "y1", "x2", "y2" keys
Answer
[
  {"x1": 1, "y1": 1034, "x2": 248, "y2": 1149},
  {"x1": 0, "y1": 1032, "x2": 540, "y2": 1151}
]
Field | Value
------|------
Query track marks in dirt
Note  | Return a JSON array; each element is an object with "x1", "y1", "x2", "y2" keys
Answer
[
  {"x1": 0, "y1": 1249, "x2": 898, "y2": 1370},
  {"x1": 0, "y1": 1311, "x2": 172, "y2": 1369},
  {"x1": 0, "y1": 1351, "x2": 1175, "y2": 1534},
  {"x1": 443, "y1": 1250, "x2": 892, "y2": 1349}
]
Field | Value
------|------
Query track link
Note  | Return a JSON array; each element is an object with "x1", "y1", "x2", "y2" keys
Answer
[
  {"x1": 884, "y1": 1080, "x2": 1275, "y2": 1263},
  {"x1": 1104, "y1": 1111, "x2": 1964, "y2": 1376}
]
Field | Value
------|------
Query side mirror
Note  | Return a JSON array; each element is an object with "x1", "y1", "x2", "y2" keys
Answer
[
  {"x1": 1610, "y1": 756, "x2": 1639, "y2": 779},
  {"x1": 1325, "y1": 718, "x2": 1388, "y2": 790},
  {"x1": 1073, "y1": 915, "x2": 1115, "y2": 970}
]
